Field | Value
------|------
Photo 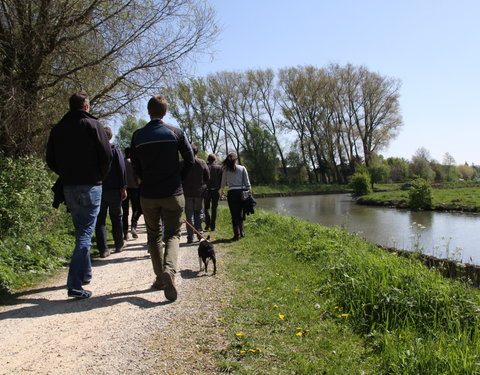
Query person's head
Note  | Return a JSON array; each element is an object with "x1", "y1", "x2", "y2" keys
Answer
[
  {"x1": 191, "y1": 144, "x2": 198, "y2": 155},
  {"x1": 222, "y1": 152, "x2": 238, "y2": 171},
  {"x1": 207, "y1": 153, "x2": 216, "y2": 163},
  {"x1": 69, "y1": 92, "x2": 90, "y2": 111},
  {"x1": 103, "y1": 126, "x2": 113, "y2": 141},
  {"x1": 147, "y1": 95, "x2": 168, "y2": 119}
]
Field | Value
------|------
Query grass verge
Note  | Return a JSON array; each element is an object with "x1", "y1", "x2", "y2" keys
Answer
[{"x1": 214, "y1": 207, "x2": 480, "y2": 374}]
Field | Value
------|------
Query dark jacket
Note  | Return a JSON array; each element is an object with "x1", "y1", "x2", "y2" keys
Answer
[
  {"x1": 207, "y1": 162, "x2": 223, "y2": 190},
  {"x1": 103, "y1": 144, "x2": 127, "y2": 190},
  {"x1": 130, "y1": 119, "x2": 194, "y2": 198},
  {"x1": 46, "y1": 109, "x2": 112, "y2": 185},
  {"x1": 182, "y1": 157, "x2": 210, "y2": 198}
]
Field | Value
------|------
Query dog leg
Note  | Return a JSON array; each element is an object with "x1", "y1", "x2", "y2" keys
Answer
[{"x1": 199, "y1": 257, "x2": 203, "y2": 271}]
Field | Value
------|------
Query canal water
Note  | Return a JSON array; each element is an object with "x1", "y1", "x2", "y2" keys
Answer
[{"x1": 251, "y1": 194, "x2": 480, "y2": 265}]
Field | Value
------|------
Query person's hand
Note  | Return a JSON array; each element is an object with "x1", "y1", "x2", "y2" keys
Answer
[{"x1": 121, "y1": 188, "x2": 127, "y2": 201}]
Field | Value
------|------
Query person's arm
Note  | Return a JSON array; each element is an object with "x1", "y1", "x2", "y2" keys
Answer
[
  {"x1": 130, "y1": 129, "x2": 142, "y2": 181},
  {"x1": 179, "y1": 133, "x2": 194, "y2": 179},
  {"x1": 116, "y1": 148, "x2": 128, "y2": 200},
  {"x1": 220, "y1": 168, "x2": 227, "y2": 198},
  {"x1": 243, "y1": 167, "x2": 252, "y2": 191}
]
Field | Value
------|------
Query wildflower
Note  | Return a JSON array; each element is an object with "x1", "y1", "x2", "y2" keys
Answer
[
  {"x1": 219, "y1": 299, "x2": 225, "y2": 303},
  {"x1": 294, "y1": 288, "x2": 301, "y2": 292},
  {"x1": 256, "y1": 348, "x2": 263, "y2": 352},
  {"x1": 273, "y1": 304, "x2": 279, "y2": 308},
  {"x1": 217, "y1": 318, "x2": 224, "y2": 321},
  {"x1": 334, "y1": 306, "x2": 340, "y2": 310},
  {"x1": 340, "y1": 313, "x2": 349, "y2": 318},
  {"x1": 249, "y1": 349, "x2": 256, "y2": 353},
  {"x1": 278, "y1": 314, "x2": 285, "y2": 320},
  {"x1": 296, "y1": 327, "x2": 303, "y2": 330},
  {"x1": 296, "y1": 332, "x2": 303, "y2": 336},
  {"x1": 266, "y1": 287, "x2": 271, "y2": 290},
  {"x1": 235, "y1": 333, "x2": 244, "y2": 337},
  {"x1": 240, "y1": 350, "x2": 246, "y2": 354},
  {"x1": 314, "y1": 303, "x2": 321, "y2": 309}
]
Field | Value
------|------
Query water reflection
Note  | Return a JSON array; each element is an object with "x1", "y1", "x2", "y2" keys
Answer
[{"x1": 252, "y1": 194, "x2": 480, "y2": 265}]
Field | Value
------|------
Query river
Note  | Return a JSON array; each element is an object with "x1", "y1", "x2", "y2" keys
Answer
[{"x1": 251, "y1": 194, "x2": 480, "y2": 265}]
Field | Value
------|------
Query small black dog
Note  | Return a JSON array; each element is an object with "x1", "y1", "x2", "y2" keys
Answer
[{"x1": 198, "y1": 236, "x2": 216, "y2": 275}]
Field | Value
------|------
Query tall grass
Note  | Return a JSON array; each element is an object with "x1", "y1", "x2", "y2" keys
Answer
[{"x1": 215, "y1": 207, "x2": 480, "y2": 374}]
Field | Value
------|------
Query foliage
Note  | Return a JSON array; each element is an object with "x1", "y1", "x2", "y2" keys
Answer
[
  {"x1": 368, "y1": 162, "x2": 390, "y2": 188},
  {"x1": 0, "y1": 156, "x2": 74, "y2": 295},
  {"x1": 386, "y1": 157, "x2": 409, "y2": 182},
  {"x1": 0, "y1": 156, "x2": 57, "y2": 239},
  {"x1": 350, "y1": 172, "x2": 373, "y2": 197},
  {"x1": 457, "y1": 164, "x2": 475, "y2": 180},
  {"x1": 115, "y1": 115, "x2": 147, "y2": 152},
  {"x1": 242, "y1": 124, "x2": 278, "y2": 184},
  {"x1": 0, "y1": 0, "x2": 219, "y2": 157},
  {"x1": 408, "y1": 178, "x2": 433, "y2": 210},
  {"x1": 409, "y1": 148, "x2": 434, "y2": 181}
]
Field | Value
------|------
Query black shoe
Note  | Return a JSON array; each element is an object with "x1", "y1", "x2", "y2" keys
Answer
[
  {"x1": 68, "y1": 288, "x2": 92, "y2": 299},
  {"x1": 187, "y1": 238, "x2": 193, "y2": 244},
  {"x1": 161, "y1": 270, "x2": 177, "y2": 302},
  {"x1": 115, "y1": 243, "x2": 125, "y2": 253},
  {"x1": 100, "y1": 250, "x2": 110, "y2": 258},
  {"x1": 131, "y1": 228, "x2": 138, "y2": 239}
]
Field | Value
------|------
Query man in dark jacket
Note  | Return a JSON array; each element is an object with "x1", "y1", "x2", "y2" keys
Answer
[
  {"x1": 46, "y1": 92, "x2": 112, "y2": 299},
  {"x1": 183, "y1": 144, "x2": 210, "y2": 243},
  {"x1": 130, "y1": 95, "x2": 194, "y2": 302},
  {"x1": 95, "y1": 126, "x2": 127, "y2": 258},
  {"x1": 204, "y1": 153, "x2": 223, "y2": 232}
]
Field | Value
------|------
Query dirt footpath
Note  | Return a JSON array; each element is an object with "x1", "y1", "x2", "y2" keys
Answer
[{"x1": 0, "y1": 219, "x2": 230, "y2": 375}]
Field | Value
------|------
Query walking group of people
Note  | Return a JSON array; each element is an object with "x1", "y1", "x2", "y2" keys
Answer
[{"x1": 46, "y1": 92, "x2": 252, "y2": 302}]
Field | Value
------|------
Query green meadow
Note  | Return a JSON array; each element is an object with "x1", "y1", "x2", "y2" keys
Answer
[{"x1": 214, "y1": 207, "x2": 480, "y2": 374}]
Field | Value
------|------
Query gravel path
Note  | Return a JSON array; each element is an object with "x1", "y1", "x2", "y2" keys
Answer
[{"x1": 0, "y1": 218, "x2": 230, "y2": 375}]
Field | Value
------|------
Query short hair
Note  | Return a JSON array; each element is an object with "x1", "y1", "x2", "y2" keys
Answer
[
  {"x1": 103, "y1": 126, "x2": 113, "y2": 140},
  {"x1": 207, "y1": 153, "x2": 216, "y2": 163},
  {"x1": 191, "y1": 144, "x2": 198, "y2": 155},
  {"x1": 147, "y1": 95, "x2": 168, "y2": 118},
  {"x1": 69, "y1": 92, "x2": 89, "y2": 110}
]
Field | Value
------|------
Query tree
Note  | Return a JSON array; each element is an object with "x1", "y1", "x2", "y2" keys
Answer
[
  {"x1": 115, "y1": 116, "x2": 147, "y2": 152},
  {"x1": 242, "y1": 124, "x2": 278, "y2": 184},
  {"x1": 386, "y1": 157, "x2": 409, "y2": 183},
  {"x1": 0, "y1": 0, "x2": 219, "y2": 156},
  {"x1": 409, "y1": 148, "x2": 434, "y2": 181}
]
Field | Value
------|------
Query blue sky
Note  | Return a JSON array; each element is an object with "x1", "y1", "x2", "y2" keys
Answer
[{"x1": 187, "y1": 0, "x2": 480, "y2": 165}]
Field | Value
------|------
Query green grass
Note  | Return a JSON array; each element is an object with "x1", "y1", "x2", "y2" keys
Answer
[
  {"x1": 358, "y1": 185, "x2": 480, "y2": 212},
  {"x1": 214, "y1": 207, "x2": 480, "y2": 374},
  {"x1": 253, "y1": 183, "x2": 350, "y2": 195}
]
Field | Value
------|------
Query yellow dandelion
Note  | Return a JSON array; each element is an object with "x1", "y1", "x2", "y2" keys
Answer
[
  {"x1": 296, "y1": 331, "x2": 303, "y2": 336},
  {"x1": 240, "y1": 350, "x2": 246, "y2": 354},
  {"x1": 296, "y1": 327, "x2": 303, "y2": 330},
  {"x1": 278, "y1": 314, "x2": 285, "y2": 320},
  {"x1": 273, "y1": 304, "x2": 279, "y2": 308},
  {"x1": 249, "y1": 349, "x2": 256, "y2": 353},
  {"x1": 219, "y1": 299, "x2": 224, "y2": 302},
  {"x1": 217, "y1": 317, "x2": 224, "y2": 321},
  {"x1": 341, "y1": 313, "x2": 349, "y2": 318},
  {"x1": 294, "y1": 288, "x2": 301, "y2": 292},
  {"x1": 256, "y1": 348, "x2": 263, "y2": 352},
  {"x1": 235, "y1": 333, "x2": 244, "y2": 337},
  {"x1": 266, "y1": 287, "x2": 271, "y2": 290},
  {"x1": 334, "y1": 306, "x2": 340, "y2": 310}
]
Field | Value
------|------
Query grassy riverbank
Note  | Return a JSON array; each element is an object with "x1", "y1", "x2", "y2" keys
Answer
[
  {"x1": 358, "y1": 184, "x2": 480, "y2": 212},
  {"x1": 214, "y1": 207, "x2": 480, "y2": 374},
  {"x1": 253, "y1": 183, "x2": 350, "y2": 196}
]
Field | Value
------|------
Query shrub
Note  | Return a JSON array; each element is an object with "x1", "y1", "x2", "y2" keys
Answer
[
  {"x1": 350, "y1": 172, "x2": 373, "y2": 197},
  {"x1": 408, "y1": 178, "x2": 433, "y2": 210},
  {"x1": 0, "y1": 156, "x2": 57, "y2": 239}
]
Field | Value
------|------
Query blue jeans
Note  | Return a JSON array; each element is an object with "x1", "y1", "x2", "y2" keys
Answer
[
  {"x1": 185, "y1": 196, "x2": 204, "y2": 241},
  {"x1": 64, "y1": 185, "x2": 102, "y2": 290}
]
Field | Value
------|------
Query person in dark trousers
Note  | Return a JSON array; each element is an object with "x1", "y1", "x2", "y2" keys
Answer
[
  {"x1": 204, "y1": 153, "x2": 222, "y2": 231},
  {"x1": 130, "y1": 95, "x2": 194, "y2": 302},
  {"x1": 95, "y1": 126, "x2": 127, "y2": 258},
  {"x1": 46, "y1": 92, "x2": 112, "y2": 299},
  {"x1": 220, "y1": 152, "x2": 252, "y2": 241},
  {"x1": 122, "y1": 147, "x2": 142, "y2": 240},
  {"x1": 182, "y1": 144, "x2": 210, "y2": 243}
]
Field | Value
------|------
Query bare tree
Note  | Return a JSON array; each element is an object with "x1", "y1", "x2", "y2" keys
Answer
[{"x1": 0, "y1": 0, "x2": 218, "y2": 156}]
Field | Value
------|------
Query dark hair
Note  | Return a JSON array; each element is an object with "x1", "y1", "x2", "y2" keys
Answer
[
  {"x1": 69, "y1": 92, "x2": 89, "y2": 110},
  {"x1": 207, "y1": 153, "x2": 216, "y2": 163},
  {"x1": 103, "y1": 126, "x2": 113, "y2": 140},
  {"x1": 191, "y1": 144, "x2": 198, "y2": 155},
  {"x1": 147, "y1": 95, "x2": 168, "y2": 118},
  {"x1": 222, "y1": 152, "x2": 237, "y2": 171}
]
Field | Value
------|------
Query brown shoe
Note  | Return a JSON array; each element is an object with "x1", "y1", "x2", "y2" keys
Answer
[
  {"x1": 131, "y1": 228, "x2": 138, "y2": 239},
  {"x1": 151, "y1": 278, "x2": 165, "y2": 290},
  {"x1": 160, "y1": 270, "x2": 177, "y2": 302},
  {"x1": 100, "y1": 250, "x2": 110, "y2": 258},
  {"x1": 115, "y1": 243, "x2": 125, "y2": 253}
]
